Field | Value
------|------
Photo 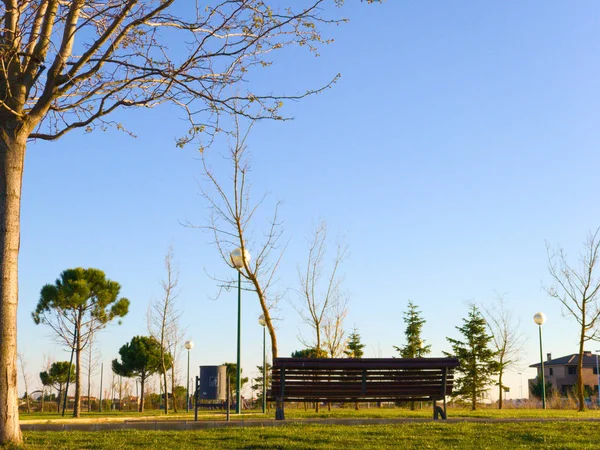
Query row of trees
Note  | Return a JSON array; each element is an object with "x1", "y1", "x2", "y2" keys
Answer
[
  {"x1": 25, "y1": 232, "x2": 600, "y2": 416},
  {"x1": 399, "y1": 300, "x2": 524, "y2": 411},
  {"x1": 287, "y1": 296, "x2": 523, "y2": 412},
  {"x1": 284, "y1": 229, "x2": 600, "y2": 414},
  {"x1": 30, "y1": 247, "x2": 187, "y2": 416}
]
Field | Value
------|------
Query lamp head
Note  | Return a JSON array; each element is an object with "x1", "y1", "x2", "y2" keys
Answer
[
  {"x1": 230, "y1": 247, "x2": 251, "y2": 269},
  {"x1": 184, "y1": 340, "x2": 194, "y2": 350},
  {"x1": 533, "y1": 312, "x2": 546, "y2": 326},
  {"x1": 258, "y1": 314, "x2": 267, "y2": 327}
]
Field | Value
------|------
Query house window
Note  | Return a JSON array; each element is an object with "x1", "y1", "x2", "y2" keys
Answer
[
  {"x1": 594, "y1": 367, "x2": 598, "y2": 375},
  {"x1": 568, "y1": 366, "x2": 577, "y2": 375},
  {"x1": 549, "y1": 368, "x2": 554, "y2": 376}
]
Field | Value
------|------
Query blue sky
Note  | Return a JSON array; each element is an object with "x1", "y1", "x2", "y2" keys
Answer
[{"x1": 17, "y1": 1, "x2": 600, "y2": 401}]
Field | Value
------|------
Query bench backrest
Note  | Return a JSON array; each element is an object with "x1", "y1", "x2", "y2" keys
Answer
[{"x1": 270, "y1": 357, "x2": 459, "y2": 402}]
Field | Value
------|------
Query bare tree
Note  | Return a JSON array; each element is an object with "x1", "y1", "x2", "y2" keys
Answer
[
  {"x1": 39, "y1": 354, "x2": 53, "y2": 414},
  {"x1": 109, "y1": 372, "x2": 117, "y2": 411},
  {"x1": 0, "y1": 0, "x2": 370, "y2": 442},
  {"x1": 295, "y1": 222, "x2": 347, "y2": 355},
  {"x1": 121, "y1": 379, "x2": 132, "y2": 410},
  {"x1": 17, "y1": 353, "x2": 30, "y2": 413},
  {"x1": 294, "y1": 222, "x2": 347, "y2": 413},
  {"x1": 166, "y1": 319, "x2": 185, "y2": 413},
  {"x1": 544, "y1": 227, "x2": 600, "y2": 411},
  {"x1": 198, "y1": 117, "x2": 285, "y2": 358},
  {"x1": 323, "y1": 295, "x2": 349, "y2": 358},
  {"x1": 148, "y1": 246, "x2": 180, "y2": 414},
  {"x1": 482, "y1": 294, "x2": 525, "y2": 409},
  {"x1": 82, "y1": 335, "x2": 101, "y2": 412}
]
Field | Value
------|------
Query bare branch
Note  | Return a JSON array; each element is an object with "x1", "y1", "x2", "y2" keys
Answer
[
  {"x1": 294, "y1": 221, "x2": 348, "y2": 354},
  {"x1": 192, "y1": 115, "x2": 283, "y2": 357},
  {"x1": 543, "y1": 227, "x2": 600, "y2": 411},
  {"x1": 482, "y1": 293, "x2": 525, "y2": 408}
]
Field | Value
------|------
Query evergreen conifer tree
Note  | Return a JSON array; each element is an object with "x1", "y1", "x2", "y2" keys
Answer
[
  {"x1": 251, "y1": 363, "x2": 272, "y2": 406},
  {"x1": 444, "y1": 305, "x2": 499, "y2": 410},
  {"x1": 394, "y1": 300, "x2": 431, "y2": 358},
  {"x1": 344, "y1": 328, "x2": 365, "y2": 358}
]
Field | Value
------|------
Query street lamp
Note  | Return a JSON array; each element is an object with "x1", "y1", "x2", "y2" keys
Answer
[
  {"x1": 185, "y1": 340, "x2": 194, "y2": 413},
  {"x1": 231, "y1": 247, "x2": 250, "y2": 414},
  {"x1": 258, "y1": 314, "x2": 267, "y2": 414},
  {"x1": 533, "y1": 312, "x2": 547, "y2": 409}
]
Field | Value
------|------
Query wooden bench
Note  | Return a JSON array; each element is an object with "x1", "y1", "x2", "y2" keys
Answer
[{"x1": 269, "y1": 357, "x2": 459, "y2": 420}]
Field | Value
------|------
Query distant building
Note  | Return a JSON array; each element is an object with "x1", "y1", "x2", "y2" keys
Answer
[{"x1": 529, "y1": 351, "x2": 600, "y2": 395}]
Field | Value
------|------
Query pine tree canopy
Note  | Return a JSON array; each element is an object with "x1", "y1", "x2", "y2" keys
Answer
[
  {"x1": 444, "y1": 304, "x2": 499, "y2": 410},
  {"x1": 344, "y1": 328, "x2": 365, "y2": 358},
  {"x1": 394, "y1": 300, "x2": 431, "y2": 358}
]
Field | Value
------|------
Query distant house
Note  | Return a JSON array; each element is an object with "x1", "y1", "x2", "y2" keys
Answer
[{"x1": 529, "y1": 352, "x2": 600, "y2": 395}]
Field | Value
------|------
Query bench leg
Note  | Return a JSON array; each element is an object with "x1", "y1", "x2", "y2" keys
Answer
[
  {"x1": 433, "y1": 400, "x2": 446, "y2": 420},
  {"x1": 275, "y1": 398, "x2": 285, "y2": 420}
]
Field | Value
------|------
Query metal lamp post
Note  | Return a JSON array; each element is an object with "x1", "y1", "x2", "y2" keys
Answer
[
  {"x1": 231, "y1": 247, "x2": 250, "y2": 414},
  {"x1": 533, "y1": 312, "x2": 547, "y2": 409},
  {"x1": 185, "y1": 340, "x2": 194, "y2": 413},
  {"x1": 258, "y1": 314, "x2": 267, "y2": 414}
]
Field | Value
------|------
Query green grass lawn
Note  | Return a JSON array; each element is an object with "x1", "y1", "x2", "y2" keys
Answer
[
  {"x1": 14, "y1": 421, "x2": 600, "y2": 449},
  {"x1": 19, "y1": 405, "x2": 600, "y2": 422}
]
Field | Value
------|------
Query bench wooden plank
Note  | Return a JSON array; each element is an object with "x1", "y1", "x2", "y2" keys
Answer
[{"x1": 274, "y1": 358, "x2": 459, "y2": 370}]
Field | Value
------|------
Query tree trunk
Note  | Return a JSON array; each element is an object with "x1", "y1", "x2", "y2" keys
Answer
[
  {"x1": 171, "y1": 368, "x2": 178, "y2": 413},
  {"x1": 578, "y1": 321, "x2": 586, "y2": 412},
  {"x1": 162, "y1": 365, "x2": 168, "y2": 414},
  {"x1": 0, "y1": 132, "x2": 25, "y2": 444},
  {"x1": 139, "y1": 376, "x2": 145, "y2": 412},
  {"x1": 56, "y1": 386, "x2": 61, "y2": 410},
  {"x1": 472, "y1": 374, "x2": 477, "y2": 411},
  {"x1": 87, "y1": 366, "x2": 91, "y2": 413},
  {"x1": 498, "y1": 371, "x2": 503, "y2": 409},
  {"x1": 248, "y1": 273, "x2": 278, "y2": 358},
  {"x1": 23, "y1": 373, "x2": 30, "y2": 413},
  {"x1": 73, "y1": 319, "x2": 82, "y2": 417}
]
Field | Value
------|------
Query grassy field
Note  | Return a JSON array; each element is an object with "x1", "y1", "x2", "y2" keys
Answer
[
  {"x1": 13, "y1": 407, "x2": 600, "y2": 449},
  {"x1": 13, "y1": 421, "x2": 600, "y2": 449},
  {"x1": 19, "y1": 405, "x2": 600, "y2": 422}
]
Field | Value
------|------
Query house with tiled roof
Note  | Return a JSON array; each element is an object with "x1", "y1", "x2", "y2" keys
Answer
[{"x1": 529, "y1": 351, "x2": 600, "y2": 395}]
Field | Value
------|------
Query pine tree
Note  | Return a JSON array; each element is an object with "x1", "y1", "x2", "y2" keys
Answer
[
  {"x1": 251, "y1": 363, "x2": 272, "y2": 407},
  {"x1": 444, "y1": 305, "x2": 499, "y2": 410},
  {"x1": 344, "y1": 328, "x2": 365, "y2": 358},
  {"x1": 290, "y1": 348, "x2": 328, "y2": 358},
  {"x1": 530, "y1": 375, "x2": 554, "y2": 400},
  {"x1": 394, "y1": 300, "x2": 431, "y2": 358}
]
